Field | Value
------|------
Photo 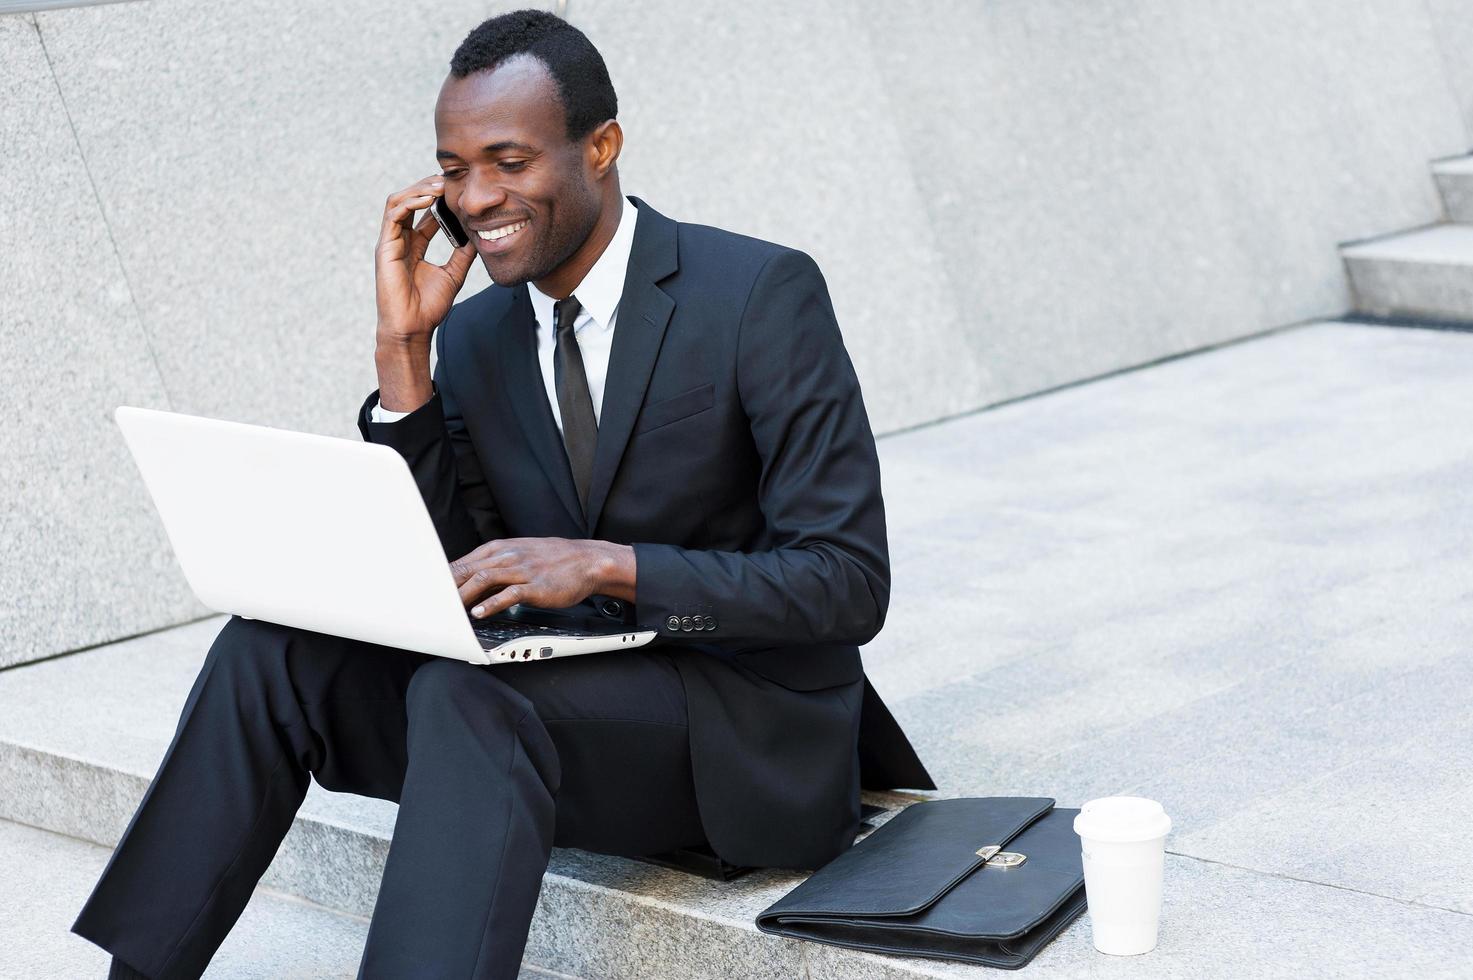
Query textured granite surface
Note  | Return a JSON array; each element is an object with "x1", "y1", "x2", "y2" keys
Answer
[
  {"x1": 1426, "y1": 0, "x2": 1473, "y2": 140},
  {"x1": 861, "y1": 0, "x2": 1461, "y2": 398},
  {"x1": 572, "y1": 0, "x2": 971, "y2": 430},
  {"x1": 3, "y1": 322, "x2": 1472, "y2": 976},
  {"x1": 0, "y1": 15, "x2": 202, "y2": 669},
  {"x1": 25, "y1": 1, "x2": 496, "y2": 436}
]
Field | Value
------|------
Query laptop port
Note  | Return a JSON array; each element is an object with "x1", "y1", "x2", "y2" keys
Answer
[{"x1": 539, "y1": 647, "x2": 554, "y2": 658}]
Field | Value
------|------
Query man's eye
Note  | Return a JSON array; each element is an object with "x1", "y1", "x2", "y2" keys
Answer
[
  {"x1": 440, "y1": 170, "x2": 465, "y2": 180},
  {"x1": 498, "y1": 160, "x2": 529, "y2": 172}
]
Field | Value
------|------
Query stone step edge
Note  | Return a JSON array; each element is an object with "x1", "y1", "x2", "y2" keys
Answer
[
  {"x1": 1429, "y1": 154, "x2": 1473, "y2": 176},
  {"x1": 1340, "y1": 224, "x2": 1473, "y2": 266},
  {"x1": 0, "y1": 736, "x2": 916, "y2": 921},
  {"x1": 0, "y1": 738, "x2": 383, "y2": 914},
  {"x1": 0, "y1": 738, "x2": 945, "y2": 979}
]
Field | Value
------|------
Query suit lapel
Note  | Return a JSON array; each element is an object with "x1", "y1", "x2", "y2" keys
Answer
[
  {"x1": 584, "y1": 197, "x2": 680, "y2": 535},
  {"x1": 493, "y1": 286, "x2": 587, "y2": 531}
]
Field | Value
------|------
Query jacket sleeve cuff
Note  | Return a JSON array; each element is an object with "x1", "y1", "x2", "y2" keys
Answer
[
  {"x1": 632, "y1": 541, "x2": 726, "y2": 641},
  {"x1": 369, "y1": 401, "x2": 415, "y2": 423},
  {"x1": 357, "y1": 385, "x2": 444, "y2": 449}
]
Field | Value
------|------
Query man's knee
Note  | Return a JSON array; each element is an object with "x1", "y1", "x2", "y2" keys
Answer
[
  {"x1": 191, "y1": 617, "x2": 326, "y2": 726},
  {"x1": 203, "y1": 615, "x2": 289, "y2": 680},
  {"x1": 208, "y1": 615, "x2": 363, "y2": 686},
  {"x1": 405, "y1": 659, "x2": 559, "y2": 791},
  {"x1": 405, "y1": 658, "x2": 530, "y2": 720},
  {"x1": 214, "y1": 614, "x2": 306, "y2": 643},
  {"x1": 203, "y1": 615, "x2": 351, "y2": 706}
]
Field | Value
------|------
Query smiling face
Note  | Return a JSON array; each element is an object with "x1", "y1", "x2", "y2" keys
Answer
[{"x1": 434, "y1": 55, "x2": 612, "y2": 289}]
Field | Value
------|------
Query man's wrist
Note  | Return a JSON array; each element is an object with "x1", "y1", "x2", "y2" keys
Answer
[
  {"x1": 590, "y1": 541, "x2": 637, "y2": 602},
  {"x1": 374, "y1": 326, "x2": 432, "y2": 351},
  {"x1": 374, "y1": 338, "x2": 433, "y2": 413}
]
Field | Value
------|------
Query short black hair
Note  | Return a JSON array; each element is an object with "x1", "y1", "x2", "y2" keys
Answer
[{"x1": 449, "y1": 9, "x2": 617, "y2": 141}]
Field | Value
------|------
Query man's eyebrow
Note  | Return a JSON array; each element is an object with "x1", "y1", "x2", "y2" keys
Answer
[{"x1": 436, "y1": 140, "x2": 539, "y2": 161}]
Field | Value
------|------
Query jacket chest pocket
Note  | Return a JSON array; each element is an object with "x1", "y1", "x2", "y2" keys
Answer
[{"x1": 633, "y1": 382, "x2": 715, "y2": 435}]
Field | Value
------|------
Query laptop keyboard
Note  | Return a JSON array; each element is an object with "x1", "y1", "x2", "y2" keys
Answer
[{"x1": 471, "y1": 617, "x2": 602, "y2": 649}]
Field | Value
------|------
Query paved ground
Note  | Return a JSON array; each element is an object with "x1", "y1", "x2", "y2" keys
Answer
[
  {"x1": 3, "y1": 321, "x2": 1471, "y2": 977},
  {"x1": 862, "y1": 321, "x2": 1473, "y2": 974}
]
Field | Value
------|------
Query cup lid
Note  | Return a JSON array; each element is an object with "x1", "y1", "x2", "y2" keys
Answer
[{"x1": 1073, "y1": 796, "x2": 1172, "y2": 843}]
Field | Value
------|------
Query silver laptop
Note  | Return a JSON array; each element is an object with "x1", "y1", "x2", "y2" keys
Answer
[{"x1": 113, "y1": 405, "x2": 657, "y2": 665}]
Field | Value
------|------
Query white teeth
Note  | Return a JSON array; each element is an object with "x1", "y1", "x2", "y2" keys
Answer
[{"x1": 478, "y1": 221, "x2": 527, "y2": 242}]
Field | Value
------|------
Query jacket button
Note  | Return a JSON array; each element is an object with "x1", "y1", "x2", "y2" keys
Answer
[
  {"x1": 679, "y1": 616, "x2": 694, "y2": 632},
  {"x1": 666, "y1": 615, "x2": 681, "y2": 631},
  {"x1": 600, "y1": 598, "x2": 623, "y2": 617},
  {"x1": 705, "y1": 616, "x2": 718, "y2": 631}
]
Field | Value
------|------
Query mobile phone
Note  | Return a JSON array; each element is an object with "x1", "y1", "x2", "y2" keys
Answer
[{"x1": 431, "y1": 192, "x2": 470, "y2": 249}]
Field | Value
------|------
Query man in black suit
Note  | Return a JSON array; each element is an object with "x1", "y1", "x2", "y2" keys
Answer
[{"x1": 72, "y1": 10, "x2": 932, "y2": 979}]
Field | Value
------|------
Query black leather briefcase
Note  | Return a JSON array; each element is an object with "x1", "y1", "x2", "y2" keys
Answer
[{"x1": 755, "y1": 797, "x2": 1086, "y2": 970}]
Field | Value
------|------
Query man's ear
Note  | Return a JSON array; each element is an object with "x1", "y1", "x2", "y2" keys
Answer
[{"x1": 588, "y1": 119, "x2": 623, "y2": 177}]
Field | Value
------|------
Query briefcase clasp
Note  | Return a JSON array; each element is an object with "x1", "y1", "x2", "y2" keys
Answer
[{"x1": 975, "y1": 845, "x2": 1027, "y2": 868}]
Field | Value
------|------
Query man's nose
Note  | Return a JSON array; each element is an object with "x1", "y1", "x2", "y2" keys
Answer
[{"x1": 457, "y1": 173, "x2": 509, "y2": 219}]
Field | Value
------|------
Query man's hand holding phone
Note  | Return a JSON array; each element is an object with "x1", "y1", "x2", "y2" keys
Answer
[{"x1": 374, "y1": 175, "x2": 477, "y2": 412}]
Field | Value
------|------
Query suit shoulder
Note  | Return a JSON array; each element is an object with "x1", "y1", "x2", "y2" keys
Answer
[
  {"x1": 674, "y1": 220, "x2": 817, "y2": 281},
  {"x1": 671, "y1": 221, "x2": 824, "y2": 314}
]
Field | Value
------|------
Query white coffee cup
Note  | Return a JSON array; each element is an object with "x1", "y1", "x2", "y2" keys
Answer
[{"x1": 1073, "y1": 796, "x2": 1172, "y2": 956}]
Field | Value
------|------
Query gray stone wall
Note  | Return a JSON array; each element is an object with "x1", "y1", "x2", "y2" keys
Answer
[
  {"x1": 1427, "y1": 0, "x2": 1473, "y2": 142},
  {"x1": 3, "y1": 0, "x2": 1470, "y2": 667}
]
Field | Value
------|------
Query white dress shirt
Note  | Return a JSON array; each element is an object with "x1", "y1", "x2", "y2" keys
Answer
[{"x1": 370, "y1": 196, "x2": 638, "y2": 430}]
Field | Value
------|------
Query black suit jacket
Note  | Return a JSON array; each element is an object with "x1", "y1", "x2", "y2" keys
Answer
[{"x1": 357, "y1": 196, "x2": 935, "y2": 870}]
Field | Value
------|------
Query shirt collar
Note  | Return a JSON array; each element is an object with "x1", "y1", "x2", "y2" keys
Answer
[{"x1": 527, "y1": 195, "x2": 637, "y2": 333}]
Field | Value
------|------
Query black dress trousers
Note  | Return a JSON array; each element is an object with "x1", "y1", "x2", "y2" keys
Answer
[{"x1": 70, "y1": 614, "x2": 709, "y2": 979}]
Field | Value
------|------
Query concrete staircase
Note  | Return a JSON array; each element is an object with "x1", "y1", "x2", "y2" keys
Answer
[{"x1": 1341, "y1": 153, "x2": 1473, "y2": 323}]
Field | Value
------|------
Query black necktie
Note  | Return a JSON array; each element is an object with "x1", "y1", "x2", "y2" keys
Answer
[{"x1": 552, "y1": 294, "x2": 598, "y2": 517}]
